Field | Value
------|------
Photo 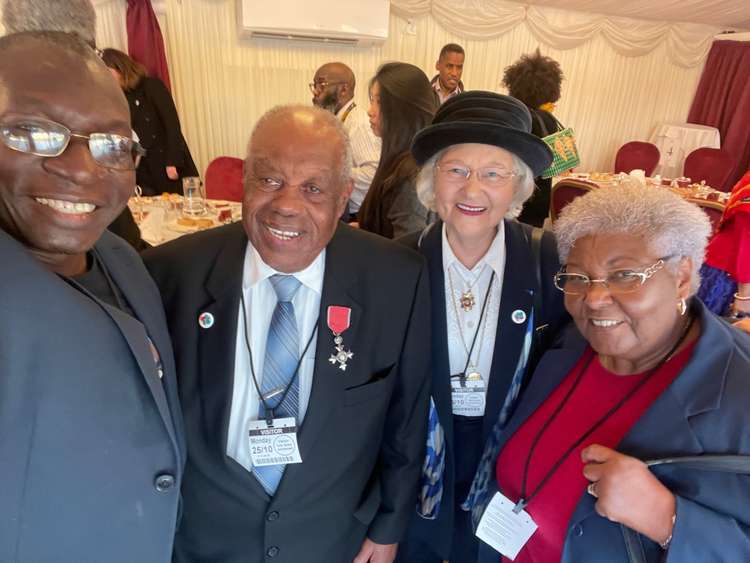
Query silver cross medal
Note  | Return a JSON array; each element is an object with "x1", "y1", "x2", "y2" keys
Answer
[{"x1": 329, "y1": 334, "x2": 354, "y2": 371}]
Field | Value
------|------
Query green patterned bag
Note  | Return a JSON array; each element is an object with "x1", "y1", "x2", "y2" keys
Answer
[
  {"x1": 532, "y1": 111, "x2": 580, "y2": 179},
  {"x1": 540, "y1": 127, "x2": 580, "y2": 179}
]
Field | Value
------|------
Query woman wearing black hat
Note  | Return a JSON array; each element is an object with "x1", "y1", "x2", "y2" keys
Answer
[
  {"x1": 358, "y1": 62, "x2": 437, "y2": 238},
  {"x1": 395, "y1": 91, "x2": 568, "y2": 563}
]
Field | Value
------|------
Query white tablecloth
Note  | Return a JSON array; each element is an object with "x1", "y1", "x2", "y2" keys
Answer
[
  {"x1": 129, "y1": 196, "x2": 242, "y2": 246},
  {"x1": 649, "y1": 122, "x2": 721, "y2": 178}
]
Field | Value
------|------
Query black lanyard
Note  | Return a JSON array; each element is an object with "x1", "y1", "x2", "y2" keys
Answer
[
  {"x1": 513, "y1": 314, "x2": 695, "y2": 513},
  {"x1": 239, "y1": 292, "x2": 318, "y2": 426},
  {"x1": 451, "y1": 270, "x2": 496, "y2": 386}
]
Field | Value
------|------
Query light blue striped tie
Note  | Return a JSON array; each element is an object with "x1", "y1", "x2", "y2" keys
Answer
[{"x1": 253, "y1": 274, "x2": 301, "y2": 495}]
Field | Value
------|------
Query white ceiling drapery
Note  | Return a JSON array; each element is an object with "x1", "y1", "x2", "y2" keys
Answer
[{"x1": 391, "y1": 0, "x2": 720, "y2": 67}]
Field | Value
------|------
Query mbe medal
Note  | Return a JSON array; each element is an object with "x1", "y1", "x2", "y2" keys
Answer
[{"x1": 327, "y1": 305, "x2": 353, "y2": 371}]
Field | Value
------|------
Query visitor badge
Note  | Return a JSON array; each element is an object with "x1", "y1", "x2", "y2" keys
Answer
[
  {"x1": 476, "y1": 492, "x2": 538, "y2": 560},
  {"x1": 248, "y1": 417, "x2": 303, "y2": 467},
  {"x1": 451, "y1": 375, "x2": 486, "y2": 417}
]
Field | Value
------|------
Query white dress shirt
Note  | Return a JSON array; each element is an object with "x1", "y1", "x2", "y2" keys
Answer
[
  {"x1": 442, "y1": 222, "x2": 506, "y2": 393},
  {"x1": 226, "y1": 243, "x2": 325, "y2": 472},
  {"x1": 337, "y1": 99, "x2": 381, "y2": 214}
]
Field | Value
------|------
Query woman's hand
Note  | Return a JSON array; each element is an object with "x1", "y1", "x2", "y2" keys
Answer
[
  {"x1": 582, "y1": 444, "x2": 675, "y2": 545},
  {"x1": 166, "y1": 166, "x2": 179, "y2": 180}
]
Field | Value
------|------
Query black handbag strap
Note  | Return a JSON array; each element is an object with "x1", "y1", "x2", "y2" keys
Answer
[
  {"x1": 620, "y1": 454, "x2": 750, "y2": 563},
  {"x1": 530, "y1": 226, "x2": 544, "y2": 326}
]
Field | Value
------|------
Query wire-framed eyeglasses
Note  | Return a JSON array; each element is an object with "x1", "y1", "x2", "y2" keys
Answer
[
  {"x1": 554, "y1": 257, "x2": 673, "y2": 295},
  {"x1": 435, "y1": 163, "x2": 518, "y2": 187},
  {"x1": 308, "y1": 80, "x2": 344, "y2": 94},
  {"x1": 0, "y1": 117, "x2": 145, "y2": 171}
]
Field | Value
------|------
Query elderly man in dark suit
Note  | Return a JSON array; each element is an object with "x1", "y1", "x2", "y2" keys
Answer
[
  {"x1": 0, "y1": 31, "x2": 184, "y2": 562},
  {"x1": 144, "y1": 105, "x2": 431, "y2": 563}
]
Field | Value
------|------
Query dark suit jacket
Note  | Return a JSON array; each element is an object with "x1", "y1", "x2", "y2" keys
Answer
[
  {"x1": 477, "y1": 300, "x2": 750, "y2": 562},
  {"x1": 144, "y1": 222, "x2": 431, "y2": 563},
  {"x1": 128, "y1": 76, "x2": 198, "y2": 196},
  {"x1": 399, "y1": 219, "x2": 567, "y2": 558},
  {"x1": 0, "y1": 230, "x2": 184, "y2": 563}
]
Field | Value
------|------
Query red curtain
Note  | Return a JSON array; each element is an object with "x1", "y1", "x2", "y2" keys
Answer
[
  {"x1": 126, "y1": 0, "x2": 171, "y2": 92},
  {"x1": 688, "y1": 40, "x2": 750, "y2": 191}
]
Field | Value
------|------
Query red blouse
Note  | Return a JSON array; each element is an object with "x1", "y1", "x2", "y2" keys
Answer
[
  {"x1": 496, "y1": 342, "x2": 695, "y2": 563},
  {"x1": 705, "y1": 170, "x2": 750, "y2": 283}
]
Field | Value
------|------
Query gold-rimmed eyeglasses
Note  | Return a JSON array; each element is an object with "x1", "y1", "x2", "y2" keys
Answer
[
  {"x1": 554, "y1": 257, "x2": 674, "y2": 295},
  {"x1": 308, "y1": 80, "x2": 344, "y2": 94}
]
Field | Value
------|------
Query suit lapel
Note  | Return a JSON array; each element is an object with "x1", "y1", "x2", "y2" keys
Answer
[
  {"x1": 482, "y1": 221, "x2": 536, "y2": 442},
  {"x1": 199, "y1": 225, "x2": 247, "y2": 461},
  {"x1": 294, "y1": 225, "x2": 363, "y2": 460},
  {"x1": 419, "y1": 222, "x2": 455, "y2": 450},
  {"x1": 92, "y1": 236, "x2": 181, "y2": 459}
]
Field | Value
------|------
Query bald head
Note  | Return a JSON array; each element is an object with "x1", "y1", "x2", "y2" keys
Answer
[
  {"x1": 2, "y1": 0, "x2": 97, "y2": 45},
  {"x1": 247, "y1": 105, "x2": 352, "y2": 183},
  {"x1": 311, "y1": 62, "x2": 356, "y2": 113},
  {"x1": 0, "y1": 32, "x2": 121, "y2": 110}
]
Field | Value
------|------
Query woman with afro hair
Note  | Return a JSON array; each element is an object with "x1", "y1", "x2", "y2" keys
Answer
[{"x1": 502, "y1": 49, "x2": 565, "y2": 227}]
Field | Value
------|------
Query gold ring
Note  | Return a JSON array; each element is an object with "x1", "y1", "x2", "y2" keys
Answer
[{"x1": 587, "y1": 482, "x2": 598, "y2": 498}]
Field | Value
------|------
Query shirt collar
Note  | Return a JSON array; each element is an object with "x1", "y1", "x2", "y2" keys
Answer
[
  {"x1": 441, "y1": 221, "x2": 505, "y2": 278},
  {"x1": 242, "y1": 242, "x2": 326, "y2": 295},
  {"x1": 335, "y1": 99, "x2": 355, "y2": 118}
]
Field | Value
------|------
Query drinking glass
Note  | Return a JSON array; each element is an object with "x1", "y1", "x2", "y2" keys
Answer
[{"x1": 182, "y1": 177, "x2": 206, "y2": 216}]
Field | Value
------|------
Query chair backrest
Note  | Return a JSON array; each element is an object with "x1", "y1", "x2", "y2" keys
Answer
[
  {"x1": 614, "y1": 141, "x2": 660, "y2": 176},
  {"x1": 683, "y1": 148, "x2": 735, "y2": 192},
  {"x1": 204, "y1": 156, "x2": 244, "y2": 202},
  {"x1": 685, "y1": 197, "x2": 724, "y2": 235},
  {"x1": 550, "y1": 179, "x2": 597, "y2": 222}
]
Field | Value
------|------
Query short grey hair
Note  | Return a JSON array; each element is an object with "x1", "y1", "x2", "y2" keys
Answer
[
  {"x1": 553, "y1": 180, "x2": 712, "y2": 294},
  {"x1": 2, "y1": 0, "x2": 97, "y2": 45},
  {"x1": 415, "y1": 148, "x2": 535, "y2": 219},
  {"x1": 245, "y1": 104, "x2": 353, "y2": 186}
]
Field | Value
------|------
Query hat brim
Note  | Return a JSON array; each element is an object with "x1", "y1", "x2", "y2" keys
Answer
[{"x1": 411, "y1": 121, "x2": 554, "y2": 178}]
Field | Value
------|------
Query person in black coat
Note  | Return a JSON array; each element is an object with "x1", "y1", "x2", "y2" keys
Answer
[
  {"x1": 102, "y1": 48, "x2": 198, "y2": 195},
  {"x1": 503, "y1": 49, "x2": 566, "y2": 227},
  {"x1": 0, "y1": 31, "x2": 184, "y2": 562},
  {"x1": 394, "y1": 92, "x2": 569, "y2": 563}
]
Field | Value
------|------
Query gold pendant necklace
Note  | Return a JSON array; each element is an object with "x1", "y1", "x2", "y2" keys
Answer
[{"x1": 449, "y1": 263, "x2": 486, "y2": 312}]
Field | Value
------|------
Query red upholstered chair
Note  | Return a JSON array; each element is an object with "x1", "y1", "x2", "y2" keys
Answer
[
  {"x1": 204, "y1": 156, "x2": 244, "y2": 202},
  {"x1": 614, "y1": 141, "x2": 660, "y2": 176},
  {"x1": 683, "y1": 148, "x2": 735, "y2": 192},
  {"x1": 550, "y1": 179, "x2": 597, "y2": 222}
]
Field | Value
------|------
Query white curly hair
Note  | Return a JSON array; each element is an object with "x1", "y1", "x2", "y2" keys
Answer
[{"x1": 552, "y1": 180, "x2": 712, "y2": 294}]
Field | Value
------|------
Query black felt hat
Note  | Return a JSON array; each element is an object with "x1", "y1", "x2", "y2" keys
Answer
[{"x1": 411, "y1": 91, "x2": 553, "y2": 177}]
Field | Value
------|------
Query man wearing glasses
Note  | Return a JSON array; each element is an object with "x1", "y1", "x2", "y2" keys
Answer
[
  {"x1": 0, "y1": 31, "x2": 184, "y2": 562},
  {"x1": 311, "y1": 62, "x2": 380, "y2": 221}
]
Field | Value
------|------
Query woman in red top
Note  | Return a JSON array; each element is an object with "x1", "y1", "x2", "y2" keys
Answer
[
  {"x1": 698, "y1": 169, "x2": 750, "y2": 318},
  {"x1": 472, "y1": 181, "x2": 750, "y2": 562}
]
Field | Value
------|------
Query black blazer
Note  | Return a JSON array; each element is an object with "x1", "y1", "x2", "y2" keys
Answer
[
  {"x1": 0, "y1": 230, "x2": 184, "y2": 563},
  {"x1": 144, "y1": 222, "x2": 431, "y2": 563},
  {"x1": 128, "y1": 76, "x2": 198, "y2": 195},
  {"x1": 399, "y1": 219, "x2": 567, "y2": 558}
]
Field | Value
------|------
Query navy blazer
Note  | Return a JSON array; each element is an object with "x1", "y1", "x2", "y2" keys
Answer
[
  {"x1": 478, "y1": 300, "x2": 750, "y2": 562},
  {"x1": 0, "y1": 230, "x2": 185, "y2": 563},
  {"x1": 400, "y1": 219, "x2": 568, "y2": 558}
]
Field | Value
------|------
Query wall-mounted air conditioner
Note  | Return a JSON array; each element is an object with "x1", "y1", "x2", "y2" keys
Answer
[{"x1": 238, "y1": 0, "x2": 389, "y2": 46}]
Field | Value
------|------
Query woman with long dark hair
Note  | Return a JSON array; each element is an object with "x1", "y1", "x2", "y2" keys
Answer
[
  {"x1": 358, "y1": 62, "x2": 437, "y2": 238},
  {"x1": 101, "y1": 48, "x2": 198, "y2": 195}
]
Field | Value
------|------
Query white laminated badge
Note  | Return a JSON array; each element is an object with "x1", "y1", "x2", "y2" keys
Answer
[
  {"x1": 476, "y1": 492, "x2": 538, "y2": 560},
  {"x1": 248, "y1": 417, "x2": 303, "y2": 468},
  {"x1": 451, "y1": 377, "x2": 486, "y2": 417}
]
